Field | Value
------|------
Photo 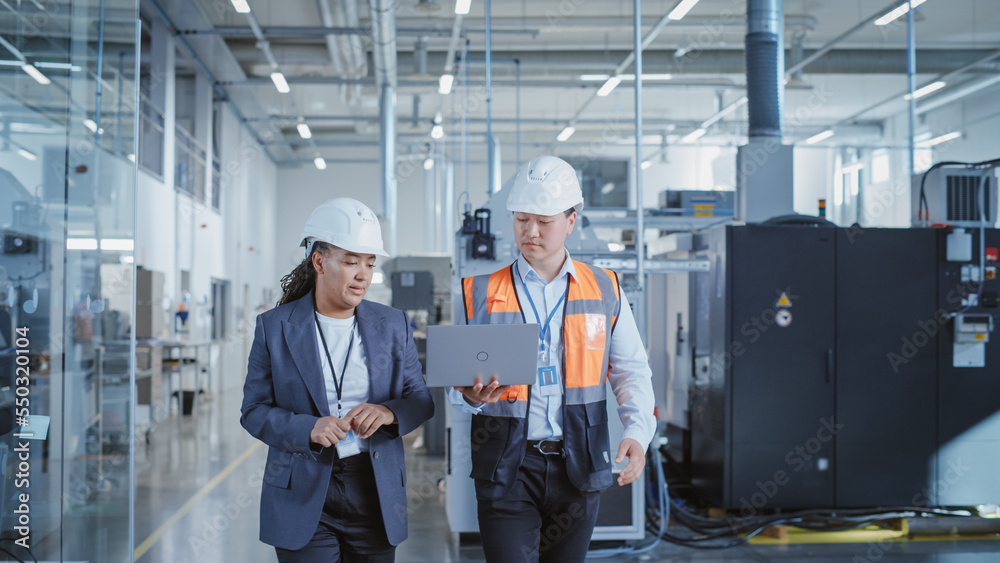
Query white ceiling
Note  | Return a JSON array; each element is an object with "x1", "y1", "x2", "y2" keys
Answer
[{"x1": 176, "y1": 0, "x2": 1000, "y2": 164}]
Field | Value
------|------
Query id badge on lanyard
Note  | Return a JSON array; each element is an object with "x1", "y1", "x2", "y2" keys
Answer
[
  {"x1": 315, "y1": 312, "x2": 363, "y2": 459},
  {"x1": 519, "y1": 262, "x2": 566, "y2": 397},
  {"x1": 336, "y1": 427, "x2": 362, "y2": 458}
]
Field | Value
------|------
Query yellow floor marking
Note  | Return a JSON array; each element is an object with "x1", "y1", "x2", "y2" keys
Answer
[{"x1": 132, "y1": 441, "x2": 263, "y2": 561}]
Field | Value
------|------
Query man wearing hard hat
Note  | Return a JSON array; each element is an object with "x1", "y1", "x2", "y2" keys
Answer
[{"x1": 449, "y1": 156, "x2": 656, "y2": 562}]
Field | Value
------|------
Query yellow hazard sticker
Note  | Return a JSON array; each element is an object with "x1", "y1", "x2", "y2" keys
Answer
[
  {"x1": 775, "y1": 292, "x2": 792, "y2": 308},
  {"x1": 975, "y1": 334, "x2": 987, "y2": 341}
]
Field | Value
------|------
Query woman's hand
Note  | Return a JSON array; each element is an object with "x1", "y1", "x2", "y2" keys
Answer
[
  {"x1": 345, "y1": 403, "x2": 398, "y2": 439},
  {"x1": 310, "y1": 416, "x2": 352, "y2": 447}
]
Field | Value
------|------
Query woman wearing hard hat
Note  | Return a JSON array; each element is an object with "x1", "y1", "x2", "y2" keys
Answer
[
  {"x1": 241, "y1": 197, "x2": 434, "y2": 562},
  {"x1": 449, "y1": 156, "x2": 655, "y2": 563}
]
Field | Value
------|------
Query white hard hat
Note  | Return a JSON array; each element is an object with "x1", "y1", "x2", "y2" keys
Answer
[
  {"x1": 299, "y1": 198, "x2": 389, "y2": 257},
  {"x1": 506, "y1": 156, "x2": 584, "y2": 216}
]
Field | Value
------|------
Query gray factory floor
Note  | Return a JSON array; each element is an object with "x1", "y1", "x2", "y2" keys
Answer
[{"x1": 132, "y1": 387, "x2": 1000, "y2": 562}]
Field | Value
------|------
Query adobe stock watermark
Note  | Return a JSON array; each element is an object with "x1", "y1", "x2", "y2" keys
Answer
[
  {"x1": 852, "y1": 456, "x2": 971, "y2": 563},
  {"x1": 728, "y1": 416, "x2": 843, "y2": 527},
  {"x1": 189, "y1": 442, "x2": 295, "y2": 555},
  {"x1": 695, "y1": 287, "x2": 800, "y2": 395},
  {"x1": 885, "y1": 281, "x2": 977, "y2": 373}
]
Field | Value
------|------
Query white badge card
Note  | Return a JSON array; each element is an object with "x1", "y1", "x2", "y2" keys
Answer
[
  {"x1": 336, "y1": 429, "x2": 362, "y2": 458},
  {"x1": 538, "y1": 366, "x2": 561, "y2": 396}
]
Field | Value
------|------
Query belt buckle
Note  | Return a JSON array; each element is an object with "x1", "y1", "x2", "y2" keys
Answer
[{"x1": 533, "y1": 439, "x2": 561, "y2": 456}]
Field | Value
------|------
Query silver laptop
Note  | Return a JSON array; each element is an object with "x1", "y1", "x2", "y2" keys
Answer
[{"x1": 425, "y1": 324, "x2": 540, "y2": 387}]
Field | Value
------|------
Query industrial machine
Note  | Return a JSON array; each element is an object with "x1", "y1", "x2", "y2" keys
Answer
[
  {"x1": 382, "y1": 255, "x2": 453, "y2": 457},
  {"x1": 912, "y1": 164, "x2": 997, "y2": 227},
  {"x1": 447, "y1": 176, "x2": 646, "y2": 542},
  {"x1": 685, "y1": 223, "x2": 999, "y2": 509}
]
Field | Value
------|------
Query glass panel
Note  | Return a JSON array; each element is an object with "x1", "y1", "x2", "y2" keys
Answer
[{"x1": 0, "y1": 1, "x2": 138, "y2": 561}]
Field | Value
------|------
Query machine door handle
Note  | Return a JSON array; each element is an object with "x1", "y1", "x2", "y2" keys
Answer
[{"x1": 825, "y1": 349, "x2": 834, "y2": 383}]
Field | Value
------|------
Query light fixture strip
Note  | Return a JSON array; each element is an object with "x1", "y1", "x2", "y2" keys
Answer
[
  {"x1": 270, "y1": 72, "x2": 290, "y2": 93},
  {"x1": 667, "y1": 0, "x2": 701, "y2": 21},
  {"x1": 874, "y1": 0, "x2": 928, "y2": 26}
]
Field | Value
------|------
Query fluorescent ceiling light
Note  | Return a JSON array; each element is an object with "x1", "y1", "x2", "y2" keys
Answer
[
  {"x1": 904, "y1": 81, "x2": 946, "y2": 100},
  {"x1": 581, "y1": 73, "x2": 673, "y2": 82},
  {"x1": 806, "y1": 129, "x2": 835, "y2": 144},
  {"x1": 681, "y1": 128, "x2": 707, "y2": 143},
  {"x1": 874, "y1": 0, "x2": 927, "y2": 26},
  {"x1": 372, "y1": 272, "x2": 384, "y2": 284},
  {"x1": 231, "y1": 0, "x2": 251, "y2": 13},
  {"x1": 84, "y1": 119, "x2": 99, "y2": 133},
  {"x1": 66, "y1": 238, "x2": 98, "y2": 250},
  {"x1": 17, "y1": 148, "x2": 37, "y2": 161},
  {"x1": 455, "y1": 0, "x2": 471, "y2": 15},
  {"x1": 840, "y1": 162, "x2": 865, "y2": 174},
  {"x1": 668, "y1": 0, "x2": 701, "y2": 21},
  {"x1": 35, "y1": 62, "x2": 81, "y2": 71},
  {"x1": 270, "y1": 72, "x2": 290, "y2": 93},
  {"x1": 119, "y1": 255, "x2": 134, "y2": 264},
  {"x1": 21, "y1": 64, "x2": 50, "y2": 85},
  {"x1": 424, "y1": 158, "x2": 435, "y2": 170},
  {"x1": 431, "y1": 124, "x2": 444, "y2": 139},
  {"x1": 297, "y1": 123, "x2": 312, "y2": 139},
  {"x1": 314, "y1": 157, "x2": 327, "y2": 170},
  {"x1": 128, "y1": 153, "x2": 136, "y2": 162},
  {"x1": 556, "y1": 126, "x2": 576, "y2": 142},
  {"x1": 641, "y1": 160, "x2": 653, "y2": 170},
  {"x1": 917, "y1": 131, "x2": 961, "y2": 148},
  {"x1": 596, "y1": 76, "x2": 622, "y2": 97},
  {"x1": 100, "y1": 238, "x2": 134, "y2": 251},
  {"x1": 438, "y1": 73, "x2": 454, "y2": 94}
]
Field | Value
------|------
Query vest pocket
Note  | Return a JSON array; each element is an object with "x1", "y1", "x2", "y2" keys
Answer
[
  {"x1": 585, "y1": 401, "x2": 611, "y2": 472},
  {"x1": 469, "y1": 415, "x2": 511, "y2": 482}
]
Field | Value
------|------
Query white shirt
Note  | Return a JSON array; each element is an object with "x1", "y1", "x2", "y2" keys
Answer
[
  {"x1": 315, "y1": 313, "x2": 371, "y2": 451},
  {"x1": 448, "y1": 250, "x2": 657, "y2": 449}
]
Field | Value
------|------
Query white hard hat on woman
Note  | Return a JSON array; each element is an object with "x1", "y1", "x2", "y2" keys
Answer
[{"x1": 299, "y1": 197, "x2": 389, "y2": 258}]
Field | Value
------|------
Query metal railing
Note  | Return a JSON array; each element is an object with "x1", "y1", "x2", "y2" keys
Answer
[
  {"x1": 138, "y1": 96, "x2": 165, "y2": 180},
  {"x1": 211, "y1": 156, "x2": 222, "y2": 212},
  {"x1": 174, "y1": 124, "x2": 207, "y2": 204}
]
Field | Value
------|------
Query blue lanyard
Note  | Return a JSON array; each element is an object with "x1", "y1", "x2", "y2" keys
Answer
[
  {"x1": 516, "y1": 261, "x2": 568, "y2": 352},
  {"x1": 314, "y1": 312, "x2": 356, "y2": 416}
]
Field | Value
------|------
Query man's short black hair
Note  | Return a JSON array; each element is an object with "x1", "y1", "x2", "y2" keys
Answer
[{"x1": 564, "y1": 208, "x2": 576, "y2": 217}]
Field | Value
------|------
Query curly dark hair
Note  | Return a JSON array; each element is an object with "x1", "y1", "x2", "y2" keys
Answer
[{"x1": 277, "y1": 241, "x2": 331, "y2": 307}]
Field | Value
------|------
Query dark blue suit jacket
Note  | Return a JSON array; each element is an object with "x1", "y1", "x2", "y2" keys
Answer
[{"x1": 240, "y1": 291, "x2": 434, "y2": 550}]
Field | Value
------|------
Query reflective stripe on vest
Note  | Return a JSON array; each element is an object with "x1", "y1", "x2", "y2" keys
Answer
[{"x1": 461, "y1": 261, "x2": 621, "y2": 416}]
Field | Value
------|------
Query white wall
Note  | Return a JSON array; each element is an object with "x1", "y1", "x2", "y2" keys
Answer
[{"x1": 133, "y1": 102, "x2": 279, "y2": 391}]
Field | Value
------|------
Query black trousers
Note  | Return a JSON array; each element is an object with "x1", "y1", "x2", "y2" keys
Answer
[
  {"x1": 275, "y1": 455, "x2": 395, "y2": 563},
  {"x1": 477, "y1": 449, "x2": 601, "y2": 563}
]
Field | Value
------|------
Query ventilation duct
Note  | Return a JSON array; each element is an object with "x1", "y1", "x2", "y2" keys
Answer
[{"x1": 746, "y1": 0, "x2": 784, "y2": 139}]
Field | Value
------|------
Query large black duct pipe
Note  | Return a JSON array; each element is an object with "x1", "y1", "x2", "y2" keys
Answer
[{"x1": 746, "y1": 0, "x2": 784, "y2": 139}]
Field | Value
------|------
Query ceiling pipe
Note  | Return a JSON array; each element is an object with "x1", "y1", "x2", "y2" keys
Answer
[
  {"x1": 368, "y1": 0, "x2": 398, "y2": 88},
  {"x1": 369, "y1": 0, "x2": 398, "y2": 255},
  {"x1": 316, "y1": 0, "x2": 367, "y2": 104},
  {"x1": 144, "y1": 0, "x2": 278, "y2": 163},
  {"x1": 746, "y1": 0, "x2": 783, "y2": 140},
  {"x1": 185, "y1": 15, "x2": 819, "y2": 38},
  {"x1": 412, "y1": 36, "x2": 428, "y2": 128},
  {"x1": 917, "y1": 74, "x2": 1000, "y2": 115}
]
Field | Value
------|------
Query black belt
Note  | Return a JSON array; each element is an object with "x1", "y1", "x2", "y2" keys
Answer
[{"x1": 527, "y1": 439, "x2": 564, "y2": 456}]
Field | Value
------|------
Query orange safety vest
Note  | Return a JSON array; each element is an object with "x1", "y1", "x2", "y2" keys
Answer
[{"x1": 461, "y1": 260, "x2": 621, "y2": 497}]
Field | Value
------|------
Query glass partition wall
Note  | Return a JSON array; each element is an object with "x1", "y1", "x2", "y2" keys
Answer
[{"x1": 1, "y1": 1, "x2": 139, "y2": 561}]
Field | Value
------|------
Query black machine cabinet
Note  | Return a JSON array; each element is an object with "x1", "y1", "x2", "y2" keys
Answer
[
  {"x1": 689, "y1": 225, "x2": 999, "y2": 509},
  {"x1": 935, "y1": 228, "x2": 1000, "y2": 505}
]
